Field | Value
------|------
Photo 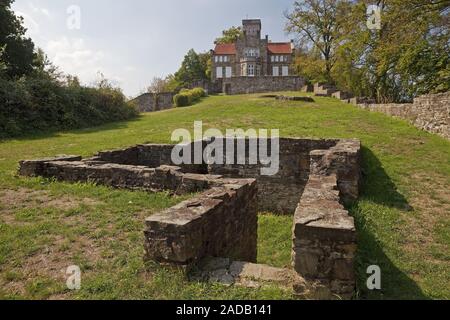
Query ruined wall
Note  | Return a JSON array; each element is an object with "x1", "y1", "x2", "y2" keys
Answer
[
  {"x1": 293, "y1": 175, "x2": 356, "y2": 299},
  {"x1": 145, "y1": 179, "x2": 258, "y2": 265},
  {"x1": 357, "y1": 92, "x2": 450, "y2": 140},
  {"x1": 91, "y1": 143, "x2": 207, "y2": 174},
  {"x1": 221, "y1": 76, "x2": 304, "y2": 95},
  {"x1": 292, "y1": 139, "x2": 360, "y2": 299},
  {"x1": 19, "y1": 158, "x2": 213, "y2": 195},
  {"x1": 19, "y1": 138, "x2": 362, "y2": 299},
  {"x1": 55, "y1": 138, "x2": 356, "y2": 215},
  {"x1": 131, "y1": 92, "x2": 174, "y2": 113},
  {"x1": 208, "y1": 138, "x2": 338, "y2": 213}
]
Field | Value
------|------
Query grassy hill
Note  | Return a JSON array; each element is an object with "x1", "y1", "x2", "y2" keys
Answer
[{"x1": 0, "y1": 93, "x2": 448, "y2": 300}]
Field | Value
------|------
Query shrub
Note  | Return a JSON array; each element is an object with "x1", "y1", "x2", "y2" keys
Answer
[
  {"x1": 0, "y1": 75, "x2": 138, "y2": 139},
  {"x1": 173, "y1": 87, "x2": 207, "y2": 107},
  {"x1": 173, "y1": 93, "x2": 190, "y2": 107}
]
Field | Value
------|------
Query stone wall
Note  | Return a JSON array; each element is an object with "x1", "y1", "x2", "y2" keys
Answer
[
  {"x1": 208, "y1": 138, "x2": 338, "y2": 214},
  {"x1": 356, "y1": 92, "x2": 450, "y2": 140},
  {"x1": 145, "y1": 179, "x2": 258, "y2": 265},
  {"x1": 19, "y1": 137, "x2": 362, "y2": 299},
  {"x1": 292, "y1": 174, "x2": 356, "y2": 299},
  {"x1": 131, "y1": 92, "x2": 174, "y2": 113},
  {"x1": 221, "y1": 76, "x2": 304, "y2": 95},
  {"x1": 20, "y1": 159, "x2": 213, "y2": 195}
]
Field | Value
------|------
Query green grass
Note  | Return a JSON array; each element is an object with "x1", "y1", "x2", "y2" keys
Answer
[{"x1": 0, "y1": 93, "x2": 449, "y2": 300}]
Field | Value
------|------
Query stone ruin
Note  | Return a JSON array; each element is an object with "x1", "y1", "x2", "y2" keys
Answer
[{"x1": 19, "y1": 137, "x2": 362, "y2": 299}]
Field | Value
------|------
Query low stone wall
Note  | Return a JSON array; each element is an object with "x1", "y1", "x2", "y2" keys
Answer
[
  {"x1": 145, "y1": 179, "x2": 258, "y2": 264},
  {"x1": 356, "y1": 92, "x2": 450, "y2": 140},
  {"x1": 221, "y1": 76, "x2": 305, "y2": 95},
  {"x1": 131, "y1": 92, "x2": 174, "y2": 113},
  {"x1": 293, "y1": 174, "x2": 356, "y2": 299},
  {"x1": 207, "y1": 138, "x2": 338, "y2": 214},
  {"x1": 20, "y1": 159, "x2": 213, "y2": 195},
  {"x1": 19, "y1": 137, "x2": 362, "y2": 299}
]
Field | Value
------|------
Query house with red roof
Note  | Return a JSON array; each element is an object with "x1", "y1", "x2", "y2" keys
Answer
[{"x1": 211, "y1": 19, "x2": 296, "y2": 84}]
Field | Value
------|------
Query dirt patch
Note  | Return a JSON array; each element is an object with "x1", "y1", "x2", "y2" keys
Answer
[
  {"x1": 0, "y1": 188, "x2": 102, "y2": 215},
  {"x1": 1, "y1": 233, "x2": 103, "y2": 299}
]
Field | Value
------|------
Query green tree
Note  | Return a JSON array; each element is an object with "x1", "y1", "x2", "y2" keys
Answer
[
  {"x1": 0, "y1": 0, "x2": 36, "y2": 78},
  {"x1": 285, "y1": 0, "x2": 350, "y2": 81},
  {"x1": 337, "y1": 0, "x2": 449, "y2": 102},
  {"x1": 174, "y1": 49, "x2": 208, "y2": 87},
  {"x1": 215, "y1": 26, "x2": 243, "y2": 44}
]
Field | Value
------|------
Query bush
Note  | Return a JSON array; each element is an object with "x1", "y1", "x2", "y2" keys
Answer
[
  {"x1": 0, "y1": 75, "x2": 138, "y2": 139},
  {"x1": 173, "y1": 87, "x2": 207, "y2": 107},
  {"x1": 173, "y1": 93, "x2": 190, "y2": 107}
]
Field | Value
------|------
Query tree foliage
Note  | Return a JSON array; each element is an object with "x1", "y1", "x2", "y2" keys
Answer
[
  {"x1": 285, "y1": 0, "x2": 350, "y2": 81},
  {"x1": 0, "y1": 0, "x2": 36, "y2": 78},
  {"x1": 0, "y1": 0, "x2": 137, "y2": 138},
  {"x1": 215, "y1": 26, "x2": 243, "y2": 44},
  {"x1": 288, "y1": 0, "x2": 450, "y2": 102},
  {"x1": 170, "y1": 49, "x2": 210, "y2": 89}
]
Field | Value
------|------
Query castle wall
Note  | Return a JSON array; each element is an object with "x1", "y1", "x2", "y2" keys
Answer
[{"x1": 222, "y1": 76, "x2": 305, "y2": 95}]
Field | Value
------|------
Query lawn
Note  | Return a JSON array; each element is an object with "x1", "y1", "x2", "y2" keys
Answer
[{"x1": 0, "y1": 93, "x2": 448, "y2": 300}]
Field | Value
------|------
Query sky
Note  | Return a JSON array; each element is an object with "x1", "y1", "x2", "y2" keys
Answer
[{"x1": 12, "y1": 0, "x2": 295, "y2": 97}]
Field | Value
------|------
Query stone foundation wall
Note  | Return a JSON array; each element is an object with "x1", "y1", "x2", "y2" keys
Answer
[
  {"x1": 221, "y1": 76, "x2": 304, "y2": 95},
  {"x1": 19, "y1": 137, "x2": 362, "y2": 299},
  {"x1": 145, "y1": 179, "x2": 258, "y2": 264},
  {"x1": 207, "y1": 138, "x2": 338, "y2": 213},
  {"x1": 20, "y1": 160, "x2": 214, "y2": 195},
  {"x1": 131, "y1": 92, "x2": 174, "y2": 113},
  {"x1": 292, "y1": 139, "x2": 360, "y2": 299},
  {"x1": 357, "y1": 92, "x2": 450, "y2": 140},
  {"x1": 85, "y1": 138, "x2": 343, "y2": 214},
  {"x1": 293, "y1": 174, "x2": 356, "y2": 299}
]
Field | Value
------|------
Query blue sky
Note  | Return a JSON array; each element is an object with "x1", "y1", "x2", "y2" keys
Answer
[{"x1": 12, "y1": 0, "x2": 295, "y2": 97}]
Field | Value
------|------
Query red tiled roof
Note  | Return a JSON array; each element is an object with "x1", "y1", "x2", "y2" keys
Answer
[
  {"x1": 214, "y1": 43, "x2": 237, "y2": 55},
  {"x1": 267, "y1": 42, "x2": 293, "y2": 54}
]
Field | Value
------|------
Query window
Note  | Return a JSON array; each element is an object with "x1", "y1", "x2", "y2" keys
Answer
[
  {"x1": 219, "y1": 56, "x2": 223, "y2": 63},
  {"x1": 271, "y1": 56, "x2": 275, "y2": 63},
  {"x1": 225, "y1": 67, "x2": 232, "y2": 78},
  {"x1": 247, "y1": 64, "x2": 255, "y2": 76},
  {"x1": 215, "y1": 56, "x2": 219, "y2": 63},
  {"x1": 224, "y1": 56, "x2": 228, "y2": 62},
  {"x1": 273, "y1": 66, "x2": 279, "y2": 76},
  {"x1": 216, "y1": 67, "x2": 223, "y2": 78},
  {"x1": 275, "y1": 56, "x2": 279, "y2": 62},
  {"x1": 245, "y1": 48, "x2": 260, "y2": 58},
  {"x1": 282, "y1": 66, "x2": 289, "y2": 76}
]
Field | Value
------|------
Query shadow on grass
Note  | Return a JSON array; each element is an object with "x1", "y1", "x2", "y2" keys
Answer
[
  {"x1": 353, "y1": 216, "x2": 429, "y2": 300},
  {"x1": 361, "y1": 146, "x2": 412, "y2": 211},
  {"x1": 351, "y1": 147, "x2": 428, "y2": 299},
  {"x1": 0, "y1": 115, "x2": 143, "y2": 143}
]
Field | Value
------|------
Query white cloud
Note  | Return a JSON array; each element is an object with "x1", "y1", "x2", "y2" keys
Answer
[
  {"x1": 28, "y1": 2, "x2": 51, "y2": 18},
  {"x1": 46, "y1": 37, "x2": 105, "y2": 83}
]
